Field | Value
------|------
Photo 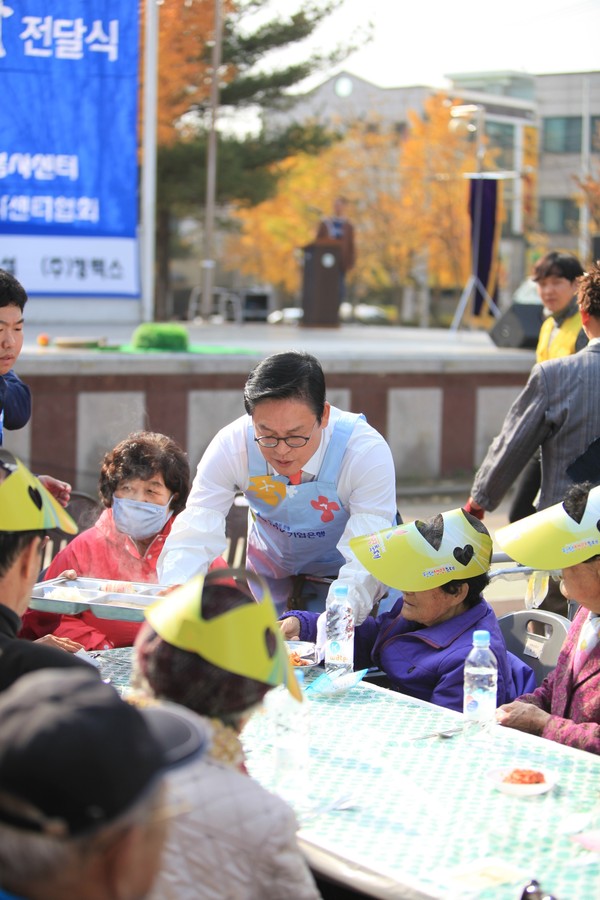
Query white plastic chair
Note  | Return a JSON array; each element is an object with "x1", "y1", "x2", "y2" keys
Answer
[{"x1": 497, "y1": 610, "x2": 571, "y2": 685}]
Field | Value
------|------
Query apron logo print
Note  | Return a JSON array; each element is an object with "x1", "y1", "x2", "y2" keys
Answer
[
  {"x1": 311, "y1": 495, "x2": 340, "y2": 523},
  {"x1": 247, "y1": 476, "x2": 286, "y2": 507}
]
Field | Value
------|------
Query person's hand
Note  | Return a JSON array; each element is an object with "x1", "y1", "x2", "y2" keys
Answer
[
  {"x1": 496, "y1": 701, "x2": 550, "y2": 736},
  {"x1": 38, "y1": 475, "x2": 71, "y2": 507},
  {"x1": 464, "y1": 497, "x2": 485, "y2": 520},
  {"x1": 55, "y1": 569, "x2": 77, "y2": 581},
  {"x1": 279, "y1": 616, "x2": 301, "y2": 640},
  {"x1": 34, "y1": 634, "x2": 83, "y2": 654}
]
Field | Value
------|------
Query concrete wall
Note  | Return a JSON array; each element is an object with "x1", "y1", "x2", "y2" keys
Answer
[{"x1": 6, "y1": 351, "x2": 528, "y2": 495}]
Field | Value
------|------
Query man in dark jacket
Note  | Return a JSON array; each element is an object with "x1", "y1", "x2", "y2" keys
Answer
[
  {"x1": 0, "y1": 269, "x2": 31, "y2": 446},
  {"x1": 0, "y1": 269, "x2": 71, "y2": 505},
  {"x1": 0, "y1": 448, "x2": 91, "y2": 692},
  {"x1": 466, "y1": 262, "x2": 600, "y2": 617}
]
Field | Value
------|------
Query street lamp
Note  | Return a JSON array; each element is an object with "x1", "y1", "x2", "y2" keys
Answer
[{"x1": 200, "y1": 0, "x2": 223, "y2": 321}]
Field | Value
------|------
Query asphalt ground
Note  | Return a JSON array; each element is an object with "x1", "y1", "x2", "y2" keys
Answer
[{"x1": 22, "y1": 316, "x2": 535, "y2": 370}]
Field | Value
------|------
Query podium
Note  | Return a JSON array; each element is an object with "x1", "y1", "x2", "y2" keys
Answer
[{"x1": 301, "y1": 241, "x2": 342, "y2": 328}]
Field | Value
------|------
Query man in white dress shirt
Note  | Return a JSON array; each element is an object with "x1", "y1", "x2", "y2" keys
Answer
[{"x1": 158, "y1": 350, "x2": 398, "y2": 621}]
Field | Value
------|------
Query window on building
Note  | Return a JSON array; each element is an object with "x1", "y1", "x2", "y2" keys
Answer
[
  {"x1": 485, "y1": 121, "x2": 514, "y2": 170},
  {"x1": 542, "y1": 117, "x2": 582, "y2": 153},
  {"x1": 540, "y1": 198, "x2": 579, "y2": 234},
  {"x1": 591, "y1": 116, "x2": 600, "y2": 152}
]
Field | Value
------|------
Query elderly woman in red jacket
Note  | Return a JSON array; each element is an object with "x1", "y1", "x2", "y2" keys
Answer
[
  {"x1": 496, "y1": 481, "x2": 600, "y2": 754},
  {"x1": 21, "y1": 431, "x2": 226, "y2": 650}
]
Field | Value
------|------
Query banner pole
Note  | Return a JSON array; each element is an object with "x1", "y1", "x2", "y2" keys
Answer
[{"x1": 141, "y1": 0, "x2": 158, "y2": 323}]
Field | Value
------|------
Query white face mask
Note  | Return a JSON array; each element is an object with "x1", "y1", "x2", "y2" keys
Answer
[{"x1": 112, "y1": 495, "x2": 173, "y2": 540}]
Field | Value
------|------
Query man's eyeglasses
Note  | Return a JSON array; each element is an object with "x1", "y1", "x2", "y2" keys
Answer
[{"x1": 254, "y1": 420, "x2": 318, "y2": 449}]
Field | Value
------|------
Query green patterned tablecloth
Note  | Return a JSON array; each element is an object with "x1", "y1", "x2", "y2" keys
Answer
[{"x1": 98, "y1": 650, "x2": 600, "y2": 900}]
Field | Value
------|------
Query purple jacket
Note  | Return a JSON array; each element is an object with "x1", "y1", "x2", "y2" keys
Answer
[
  {"x1": 283, "y1": 598, "x2": 535, "y2": 713},
  {"x1": 519, "y1": 606, "x2": 600, "y2": 754},
  {"x1": 0, "y1": 369, "x2": 31, "y2": 441}
]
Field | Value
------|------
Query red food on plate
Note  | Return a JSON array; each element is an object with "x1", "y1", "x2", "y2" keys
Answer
[{"x1": 502, "y1": 768, "x2": 545, "y2": 785}]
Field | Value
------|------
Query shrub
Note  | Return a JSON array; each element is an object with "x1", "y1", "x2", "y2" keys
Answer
[{"x1": 131, "y1": 323, "x2": 189, "y2": 352}]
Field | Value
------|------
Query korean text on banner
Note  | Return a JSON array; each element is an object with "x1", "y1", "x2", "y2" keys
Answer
[{"x1": 0, "y1": 0, "x2": 140, "y2": 297}]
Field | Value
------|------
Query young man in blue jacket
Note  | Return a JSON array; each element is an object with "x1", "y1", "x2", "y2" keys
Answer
[
  {"x1": 0, "y1": 269, "x2": 70, "y2": 505},
  {"x1": 0, "y1": 270, "x2": 31, "y2": 445}
]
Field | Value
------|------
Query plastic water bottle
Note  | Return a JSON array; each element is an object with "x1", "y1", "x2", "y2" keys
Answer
[
  {"x1": 463, "y1": 629, "x2": 498, "y2": 725},
  {"x1": 266, "y1": 670, "x2": 309, "y2": 803},
  {"x1": 325, "y1": 583, "x2": 354, "y2": 675}
]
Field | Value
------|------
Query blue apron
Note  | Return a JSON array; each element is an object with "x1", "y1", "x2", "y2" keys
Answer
[{"x1": 244, "y1": 412, "x2": 362, "y2": 612}]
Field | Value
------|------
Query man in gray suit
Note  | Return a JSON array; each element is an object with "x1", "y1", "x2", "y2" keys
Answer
[{"x1": 466, "y1": 262, "x2": 600, "y2": 614}]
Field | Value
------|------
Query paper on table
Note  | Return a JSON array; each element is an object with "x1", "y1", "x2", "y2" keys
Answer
[{"x1": 443, "y1": 856, "x2": 530, "y2": 895}]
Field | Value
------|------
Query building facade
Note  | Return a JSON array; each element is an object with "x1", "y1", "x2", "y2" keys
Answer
[{"x1": 270, "y1": 68, "x2": 600, "y2": 300}]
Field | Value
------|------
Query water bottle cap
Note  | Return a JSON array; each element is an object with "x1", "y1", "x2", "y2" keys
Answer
[
  {"x1": 294, "y1": 669, "x2": 306, "y2": 688},
  {"x1": 332, "y1": 583, "x2": 349, "y2": 599},
  {"x1": 473, "y1": 629, "x2": 491, "y2": 646}
]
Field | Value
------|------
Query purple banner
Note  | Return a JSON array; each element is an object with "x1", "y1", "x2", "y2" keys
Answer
[{"x1": 469, "y1": 179, "x2": 499, "y2": 316}]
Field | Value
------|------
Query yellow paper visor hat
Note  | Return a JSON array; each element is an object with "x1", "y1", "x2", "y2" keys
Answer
[
  {"x1": 145, "y1": 570, "x2": 302, "y2": 701},
  {"x1": 0, "y1": 450, "x2": 77, "y2": 535},
  {"x1": 496, "y1": 486, "x2": 600, "y2": 570},
  {"x1": 350, "y1": 508, "x2": 493, "y2": 591}
]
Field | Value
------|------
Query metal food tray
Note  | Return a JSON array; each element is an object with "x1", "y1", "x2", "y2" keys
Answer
[{"x1": 30, "y1": 577, "x2": 166, "y2": 621}]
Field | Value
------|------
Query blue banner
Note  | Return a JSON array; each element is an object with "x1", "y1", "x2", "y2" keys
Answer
[{"x1": 0, "y1": 1, "x2": 140, "y2": 295}]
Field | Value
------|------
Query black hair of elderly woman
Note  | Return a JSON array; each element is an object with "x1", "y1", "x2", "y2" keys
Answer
[
  {"x1": 98, "y1": 430, "x2": 189, "y2": 516},
  {"x1": 132, "y1": 571, "x2": 321, "y2": 899},
  {"x1": 280, "y1": 508, "x2": 537, "y2": 711}
]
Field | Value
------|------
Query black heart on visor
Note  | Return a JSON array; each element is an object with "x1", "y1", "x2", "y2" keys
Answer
[
  {"x1": 453, "y1": 544, "x2": 474, "y2": 567},
  {"x1": 264, "y1": 627, "x2": 277, "y2": 659},
  {"x1": 28, "y1": 486, "x2": 43, "y2": 511}
]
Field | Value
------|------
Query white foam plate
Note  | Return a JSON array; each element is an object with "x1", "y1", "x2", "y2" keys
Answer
[{"x1": 490, "y1": 767, "x2": 557, "y2": 796}]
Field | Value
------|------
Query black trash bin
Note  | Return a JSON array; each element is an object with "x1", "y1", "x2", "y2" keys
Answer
[
  {"x1": 242, "y1": 290, "x2": 270, "y2": 322},
  {"x1": 301, "y1": 242, "x2": 342, "y2": 328}
]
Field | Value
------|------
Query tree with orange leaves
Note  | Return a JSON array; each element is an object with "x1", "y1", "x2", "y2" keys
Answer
[
  {"x1": 224, "y1": 94, "x2": 500, "y2": 321},
  {"x1": 143, "y1": 0, "x2": 365, "y2": 318}
]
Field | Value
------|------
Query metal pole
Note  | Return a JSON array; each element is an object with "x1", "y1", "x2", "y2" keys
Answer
[
  {"x1": 470, "y1": 105, "x2": 485, "y2": 315},
  {"x1": 141, "y1": 0, "x2": 159, "y2": 323},
  {"x1": 450, "y1": 105, "x2": 502, "y2": 330},
  {"x1": 579, "y1": 74, "x2": 591, "y2": 264},
  {"x1": 200, "y1": 0, "x2": 223, "y2": 321}
]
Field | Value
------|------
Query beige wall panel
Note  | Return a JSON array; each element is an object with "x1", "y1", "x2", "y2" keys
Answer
[
  {"x1": 388, "y1": 388, "x2": 442, "y2": 480},
  {"x1": 475, "y1": 387, "x2": 523, "y2": 465},
  {"x1": 188, "y1": 391, "x2": 244, "y2": 471},
  {"x1": 77, "y1": 392, "x2": 145, "y2": 493}
]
